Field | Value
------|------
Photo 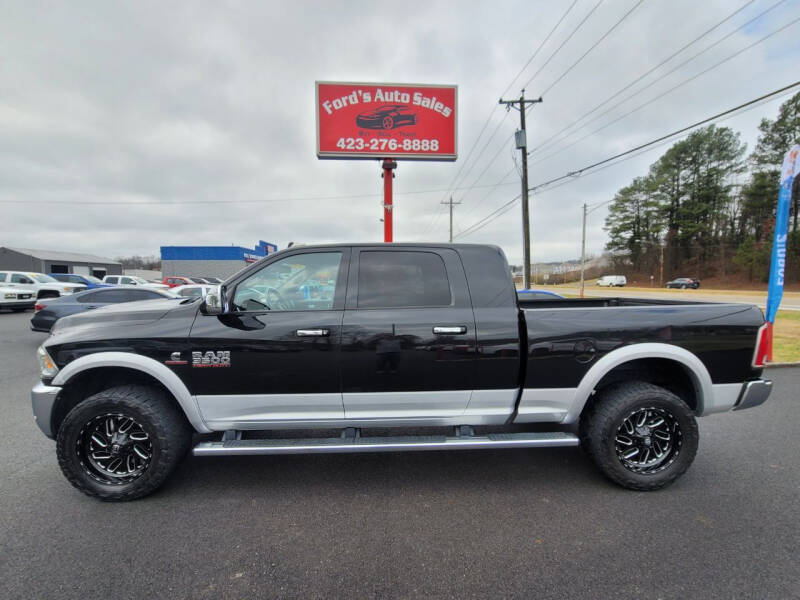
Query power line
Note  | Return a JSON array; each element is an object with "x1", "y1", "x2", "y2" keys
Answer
[
  {"x1": 455, "y1": 195, "x2": 521, "y2": 239},
  {"x1": 427, "y1": 0, "x2": 580, "y2": 234},
  {"x1": 529, "y1": 79, "x2": 800, "y2": 192},
  {"x1": 0, "y1": 178, "x2": 521, "y2": 206},
  {"x1": 520, "y1": 0, "x2": 606, "y2": 91},
  {"x1": 539, "y1": 0, "x2": 646, "y2": 97},
  {"x1": 500, "y1": 0, "x2": 580, "y2": 99},
  {"x1": 455, "y1": 80, "x2": 800, "y2": 238},
  {"x1": 453, "y1": 0, "x2": 633, "y2": 236},
  {"x1": 529, "y1": 0, "x2": 793, "y2": 164},
  {"x1": 528, "y1": 0, "x2": 757, "y2": 157}
]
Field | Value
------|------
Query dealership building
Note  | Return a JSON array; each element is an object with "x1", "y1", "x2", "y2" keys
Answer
[
  {"x1": 160, "y1": 240, "x2": 278, "y2": 279},
  {"x1": 0, "y1": 247, "x2": 122, "y2": 279}
]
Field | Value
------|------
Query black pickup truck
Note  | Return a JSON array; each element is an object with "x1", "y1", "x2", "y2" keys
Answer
[{"x1": 31, "y1": 243, "x2": 772, "y2": 501}]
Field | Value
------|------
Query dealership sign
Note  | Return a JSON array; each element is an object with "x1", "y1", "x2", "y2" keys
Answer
[{"x1": 316, "y1": 81, "x2": 457, "y2": 161}]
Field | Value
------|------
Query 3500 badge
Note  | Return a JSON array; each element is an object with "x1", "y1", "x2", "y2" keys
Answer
[{"x1": 192, "y1": 351, "x2": 231, "y2": 368}]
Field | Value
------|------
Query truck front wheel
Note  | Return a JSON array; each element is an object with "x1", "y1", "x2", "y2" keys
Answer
[
  {"x1": 56, "y1": 384, "x2": 192, "y2": 501},
  {"x1": 579, "y1": 382, "x2": 699, "y2": 491}
]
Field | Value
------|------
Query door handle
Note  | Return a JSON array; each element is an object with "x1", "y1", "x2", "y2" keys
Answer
[
  {"x1": 433, "y1": 326, "x2": 467, "y2": 335},
  {"x1": 296, "y1": 328, "x2": 330, "y2": 337}
]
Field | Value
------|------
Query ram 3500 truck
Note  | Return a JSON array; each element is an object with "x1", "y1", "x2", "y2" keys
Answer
[{"x1": 31, "y1": 244, "x2": 772, "y2": 501}]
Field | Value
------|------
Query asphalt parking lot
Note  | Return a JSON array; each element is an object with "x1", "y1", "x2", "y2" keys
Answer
[{"x1": 1, "y1": 309, "x2": 798, "y2": 599}]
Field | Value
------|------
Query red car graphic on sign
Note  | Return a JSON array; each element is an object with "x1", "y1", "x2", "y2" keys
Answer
[{"x1": 356, "y1": 105, "x2": 417, "y2": 130}]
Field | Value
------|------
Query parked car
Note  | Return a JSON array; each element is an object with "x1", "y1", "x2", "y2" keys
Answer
[
  {"x1": 596, "y1": 275, "x2": 627, "y2": 287},
  {"x1": 0, "y1": 286, "x2": 36, "y2": 312},
  {"x1": 163, "y1": 276, "x2": 195, "y2": 287},
  {"x1": 0, "y1": 271, "x2": 85, "y2": 298},
  {"x1": 31, "y1": 286, "x2": 177, "y2": 333},
  {"x1": 171, "y1": 284, "x2": 214, "y2": 298},
  {"x1": 201, "y1": 277, "x2": 223, "y2": 284},
  {"x1": 517, "y1": 289, "x2": 565, "y2": 300},
  {"x1": 666, "y1": 278, "x2": 700, "y2": 289},
  {"x1": 49, "y1": 273, "x2": 110, "y2": 290},
  {"x1": 31, "y1": 243, "x2": 771, "y2": 501},
  {"x1": 102, "y1": 275, "x2": 169, "y2": 289}
]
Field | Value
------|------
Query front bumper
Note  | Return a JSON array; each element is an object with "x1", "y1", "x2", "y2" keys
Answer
[
  {"x1": 733, "y1": 379, "x2": 772, "y2": 411},
  {"x1": 31, "y1": 382, "x2": 61, "y2": 439},
  {"x1": 1, "y1": 300, "x2": 35, "y2": 309}
]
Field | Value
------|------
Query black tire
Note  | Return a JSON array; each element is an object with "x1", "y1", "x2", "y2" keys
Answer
[
  {"x1": 680, "y1": 284, "x2": 687, "y2": 289},
  {"x1": 579, "y1": 381, "x2": 698, "y2": 491},
  {"x1": 56, "y1": 384, "x2": 192, "y2": 501}
]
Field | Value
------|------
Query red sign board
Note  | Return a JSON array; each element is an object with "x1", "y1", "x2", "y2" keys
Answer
[{"x1": 316, "y1": 81, "x2": 457, "y2": 161}]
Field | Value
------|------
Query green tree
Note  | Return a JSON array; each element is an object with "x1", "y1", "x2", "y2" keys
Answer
[{"x1": 751, "y1": 91, "x2": 800, "y2": 232}]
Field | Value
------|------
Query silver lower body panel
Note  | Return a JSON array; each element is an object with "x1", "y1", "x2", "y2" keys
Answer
[{"x1": 193, "y1": 431, "x2": 579, "y2": 456}]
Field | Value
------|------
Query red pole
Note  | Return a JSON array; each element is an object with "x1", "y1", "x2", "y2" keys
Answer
[{"x1": 382, "y1": 159, "x2": 397, "y2": 242}]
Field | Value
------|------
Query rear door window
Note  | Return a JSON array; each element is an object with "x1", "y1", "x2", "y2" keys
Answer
[{"x1": 357, "y1": 251, "x2": 451, "y2": 308}]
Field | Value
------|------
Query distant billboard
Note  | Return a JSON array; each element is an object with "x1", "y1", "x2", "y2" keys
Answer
[{"x1": 316, "y1": 81, "x2": 457, "y2": 161}]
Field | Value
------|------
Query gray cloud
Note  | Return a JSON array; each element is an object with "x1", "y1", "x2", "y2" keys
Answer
[{"x1": 1, "y1": 0, "x2": 797, "y2": 265}]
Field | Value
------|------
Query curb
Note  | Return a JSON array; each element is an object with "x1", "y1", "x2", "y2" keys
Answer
[{"x1": 764, "y1": 362, "x2": 800, "y2": 368}]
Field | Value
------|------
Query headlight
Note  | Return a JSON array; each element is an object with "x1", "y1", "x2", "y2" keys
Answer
[
  {"x1": 37, "y1": 345, "x2": 59, "y2": 379},
  {"x1": 4, "y1": 293, "x2": 15, "y2": 299},
  {"x1": 62, "y1": 287, "x2": 73, "y2": 292}
]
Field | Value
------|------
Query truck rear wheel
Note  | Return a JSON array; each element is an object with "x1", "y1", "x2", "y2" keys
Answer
[
  {"x1": 56, "y1": 384, "x2": 192, "y2": 501},
  {"x1": 579, "y1": 382, "x2": 698, "y2": 491}
]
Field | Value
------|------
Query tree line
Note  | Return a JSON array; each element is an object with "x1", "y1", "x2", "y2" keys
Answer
[{"x1": 604, "y1": 91, "x2": 800, "y2": 284}]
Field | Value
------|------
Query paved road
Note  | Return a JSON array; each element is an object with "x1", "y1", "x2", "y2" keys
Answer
[
  {"x1": 1, "y1": 310, "x2": 798, "y2": 599},
  {"x1": 552, "y1": 285, "x2": 800, "y2": 311}
]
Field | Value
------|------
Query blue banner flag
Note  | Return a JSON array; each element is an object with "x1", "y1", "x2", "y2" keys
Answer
[{"x1": 765, "y1": 145, "x2": 800, "y2": 324}]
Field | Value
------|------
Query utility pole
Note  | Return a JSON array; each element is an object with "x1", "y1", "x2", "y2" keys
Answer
[
  {"x1": 441, "y1": 196, "x2": 461, "y2": 243},
  {"x1": 499, "y1": 90, "x2": 542, "y2": 289},
  {"x1": 580, "y1": 202, "x2": 587, "y2": 298}
]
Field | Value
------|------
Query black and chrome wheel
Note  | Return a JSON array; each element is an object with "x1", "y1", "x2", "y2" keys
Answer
[
  {"x1": 78, "y1": 414, "x2": 153, "y2": 484},
  {"x1": 615, "y1": 407, "x2": 682, "y2": 474},
  {"x1": 580, "y1": 381, "x2": 699, "y2": 491},
  {"x1": 56, "y1": 385, "x2": 192, "y2": 501}
]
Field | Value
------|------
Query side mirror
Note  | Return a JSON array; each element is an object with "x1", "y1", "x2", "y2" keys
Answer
[{"x1": 202, "y1": 285, "x2": 225, "y2": 315}]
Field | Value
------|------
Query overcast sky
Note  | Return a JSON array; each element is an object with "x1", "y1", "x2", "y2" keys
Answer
[{"x1": 2, "y1": 0, "x2": 799, "y2": 265}]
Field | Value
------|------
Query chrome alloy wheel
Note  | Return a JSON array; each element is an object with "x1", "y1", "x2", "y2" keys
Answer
[
  {"x1": 77, "y1": 413, "x2": 153, "y2": 484},
  {"x1": 614, "y1": 407, "x2": 682, "y2": 474}
]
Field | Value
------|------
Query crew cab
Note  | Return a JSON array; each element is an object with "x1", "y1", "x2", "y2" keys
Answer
[
  {"x1": 0, "y1": 271, "x2": 85, "y2": 298},
  {"x1": 30, "y1": 244, "x2": 772, "y2": 501}
]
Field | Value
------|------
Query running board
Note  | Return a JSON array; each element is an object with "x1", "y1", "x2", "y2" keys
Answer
[{"x1": 192, "y1": 431, "x2": 579, "y2": 456}]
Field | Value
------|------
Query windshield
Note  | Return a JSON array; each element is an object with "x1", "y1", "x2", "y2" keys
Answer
[
  {"x1": 31, "y1": 273, "x2": 58, "y2": 283},
  {"x1": 84, "y1": 275, "x2": 103, "y2": 284}
]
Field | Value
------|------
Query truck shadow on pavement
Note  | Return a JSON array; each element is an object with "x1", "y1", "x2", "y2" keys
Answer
[{"x1": 160, "y1": 446, "x2": 607, "y2": 500}]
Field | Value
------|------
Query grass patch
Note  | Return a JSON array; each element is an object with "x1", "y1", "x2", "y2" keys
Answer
[{"x1": 773, "y1": 310, "x2": 800, "y2": 363}]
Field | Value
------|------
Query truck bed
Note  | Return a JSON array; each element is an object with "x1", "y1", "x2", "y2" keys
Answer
[{"x1": 520, "y1": 297, "x2": 764, "y2": 389}]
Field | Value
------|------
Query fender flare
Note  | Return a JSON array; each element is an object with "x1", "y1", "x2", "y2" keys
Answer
[
  {"x1": 561, "y1": 343, "x2": 714, "y2": 424},
  {"x1": 51, "y1": 352, "x2": 211, "y2": 433}
]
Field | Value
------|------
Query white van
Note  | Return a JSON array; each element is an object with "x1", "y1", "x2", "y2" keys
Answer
[{"x1": 596, "y1": 275, "x2": 627, "y2": 287}]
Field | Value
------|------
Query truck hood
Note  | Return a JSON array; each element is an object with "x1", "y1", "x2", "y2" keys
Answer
[{"x1": 53, "y1": 298, "x2": 184, "y2": 332}]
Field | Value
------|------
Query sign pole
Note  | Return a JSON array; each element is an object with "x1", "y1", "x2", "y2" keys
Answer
[{"x1": 382, "y1": 159, "x2": 397, "y2": 242}]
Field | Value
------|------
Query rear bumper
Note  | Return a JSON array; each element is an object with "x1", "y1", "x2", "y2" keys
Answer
[
  {"x1": 733, "y1": 379, "x2": 772, "y2": 412},
  {"x1": 31, "y1": 382, "x2": 61, "y2": 439}
]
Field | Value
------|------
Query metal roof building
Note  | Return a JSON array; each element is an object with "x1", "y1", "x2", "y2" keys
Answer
[
  {"x1": 160, "y1": 240, "x2": 278, "y2": 279},
  {"x1": 0, "y1": 247, "x2": 122, "y2": 278}
]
